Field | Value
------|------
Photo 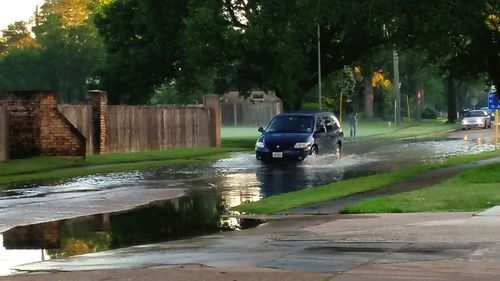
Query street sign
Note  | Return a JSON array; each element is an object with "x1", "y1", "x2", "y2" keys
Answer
[{"x1": 488, "y1": 92, "x2": 500, "y2": 110}]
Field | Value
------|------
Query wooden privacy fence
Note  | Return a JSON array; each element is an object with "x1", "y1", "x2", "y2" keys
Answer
[
  {"x1": 1, "y1": 91, "x2": 221, "y2": 158},
  {"x1": 222, "y1": 102, "x2": 282, "y2": 126},
  {"x1": 57, "y1": 105, "x2": 94, "y2": 156},
  {"x1": 58, "y1": 93, "x2": 220, "y2": 154},
  {"x1": 106, "y1": 105, "x2": 211, "y2": 153},
  {"x1": 0, "y1": 102, "x2": 8, "y2": 161}
]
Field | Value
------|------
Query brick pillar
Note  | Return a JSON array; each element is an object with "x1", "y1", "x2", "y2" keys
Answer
[
  {"x1": 86, "y1": 90, "x2": 108, "y2": 154},
  {"x1": 0, "y1": 102, "x2": 8, "y2": 161},
  {"x1": 203, "y1": 95, "x2": 221, "y2": 147}
]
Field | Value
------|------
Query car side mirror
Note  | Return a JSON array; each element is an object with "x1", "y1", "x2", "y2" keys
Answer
[
  {"x1": 315, "y1": 127, "x2": 325, "y2": 134},
  {"x1": 258, "y1": 127, "x2": 264, "y2": 133}
]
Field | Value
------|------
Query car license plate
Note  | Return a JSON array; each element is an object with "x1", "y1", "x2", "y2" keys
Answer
[{"x1": 272, "y1": 152, "x2": 283, "y2": 158}]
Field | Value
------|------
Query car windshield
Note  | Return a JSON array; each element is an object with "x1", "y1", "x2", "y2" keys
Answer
[
  {"x1": 266, "y1": 115, "x2": 314, "y2": 133},
  {"x1": 465, "y1": 111, "x2": 484, "y2": 117},
  {"x1": 481, "y1": 108, "x2": 492, "y2": 114}
]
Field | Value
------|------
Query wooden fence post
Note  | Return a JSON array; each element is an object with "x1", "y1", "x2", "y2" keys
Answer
[{"x1": 203, "y1": 95, "x2": 221, "y2": 147}]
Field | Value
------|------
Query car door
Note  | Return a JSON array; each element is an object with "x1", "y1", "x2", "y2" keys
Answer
[
  {"x1": 322, "y1": 115, "x2": 340, "y2": 152},
  {"x1": 314, "y1": 116, "x2": 328, "y2": 153},
  {"x1": 483, "y1": 110, "x2": 492, "y2": 127}
]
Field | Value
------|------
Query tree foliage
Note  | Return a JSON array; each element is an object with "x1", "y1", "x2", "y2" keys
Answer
[
  {"x1": 2, "y1": 0, "x2": 497, "y2": 113},
  {"x1": 0, "y1": 21, "x2": 35, "y2": 55},
  {"x1": 385, "y1": 1, "x2": 499, "y2": 88},
  {"x1": 0, "y1": 0, "x2": 105, "y2": 102},
  {"x1": 94, "y1": 0, "x2": 189, "y2": 104}
]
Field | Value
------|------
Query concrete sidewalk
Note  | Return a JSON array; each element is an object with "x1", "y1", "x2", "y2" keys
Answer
[
  {"x1": 0, "y1": 265, "x2": 331, "y2": 281},
  {"x1": 5, "y1": 209, "x2": 500, "y2": 280}
]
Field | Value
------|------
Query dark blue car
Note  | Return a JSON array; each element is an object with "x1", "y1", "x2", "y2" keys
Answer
[{"x1": 255, "y1": 111, "x2": 343, "y2": 161}]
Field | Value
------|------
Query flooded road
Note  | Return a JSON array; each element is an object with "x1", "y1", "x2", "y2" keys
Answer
[{"x1": 0, "y1": 137, "x2": 496, "y2": 275}]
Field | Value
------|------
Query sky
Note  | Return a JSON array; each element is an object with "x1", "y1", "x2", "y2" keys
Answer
[{"x1": 0, "y1": 0, "x2": 45, "y2": 30}]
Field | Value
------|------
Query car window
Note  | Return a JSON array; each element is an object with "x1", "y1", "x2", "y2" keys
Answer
[
  {"x1": 323, "y1": 116, "x2": 335, "y2": 132},
  {"x1": 481, "y1": 108, "x2": 492, "y2": 114},
  {"x1": 315, "y1": 118, "x2": 326, "y2": 133},
  {"x1": 266, "y1": 115, "x2": 314, "y2": 133},
  {"x1": 331, "y1": 115, "x2": 341, "y2": 130},
  {"x1": 465, "y1": 111, "x2": 486, "y2": 117}
]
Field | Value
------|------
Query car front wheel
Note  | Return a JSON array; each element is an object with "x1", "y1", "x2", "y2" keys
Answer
[
  {"x1": 310, "y1": 145, "x2": 318, "y2": 156},
  {"x1": 335, "y1": 143, "x2": 342, "y2": 159}
]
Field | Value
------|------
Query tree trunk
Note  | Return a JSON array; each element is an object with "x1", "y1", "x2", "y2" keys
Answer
[
  {"x1": 363, "y1": 79, "x2": 374, "y2": 118},
  {"x1": 446, "y1": 78, "x2": 457, "y2": 123},
  {"x1": 480, "y1": 30, "x2": 500, "y2": 92}
]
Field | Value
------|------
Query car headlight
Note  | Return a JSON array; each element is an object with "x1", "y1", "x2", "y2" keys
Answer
[
  {"x1": 255, "y1": 141, "x2": 265, "y2": 148},
  {"x1": 294, "y1": 142, "x2": 313, "y2": 149}
]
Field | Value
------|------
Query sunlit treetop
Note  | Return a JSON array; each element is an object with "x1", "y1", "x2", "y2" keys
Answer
[
  {"x1": 486, "y1": 12, "x2": 499, "y2": 32},
  {"x1": 40, "y1": 0, "x2": 110, "y2": 27},
  {"x1": 371, "y1": 69, "x2": 392, "y2": 90},
  {"x1": 485, "y1": 3, "x2": 499, "y2": 32},
  {"x1": 0, "y1": 21, "x2": 35, "y2": 55}
]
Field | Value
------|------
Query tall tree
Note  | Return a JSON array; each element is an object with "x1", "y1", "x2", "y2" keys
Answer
[
  {"x1": 95, "y1": 0, "x2": 189, "y2": 104},
  {"x1": 0, "y1": 21, "x2": 35, "y2": 55},
  {"x1": 381, "y1": 0, "x2": 499, "y2": 122},
  {"x1": 0, "y1": 0, "x2": 105, "y2": 102}
]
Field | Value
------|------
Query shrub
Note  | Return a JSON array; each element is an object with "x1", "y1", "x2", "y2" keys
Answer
[
  {"x1": 302, "y1": 102, "x2": 320, "y2": 110},
  {"x1": 421, "y1": 107, "x2": 438, "y2": 119}
]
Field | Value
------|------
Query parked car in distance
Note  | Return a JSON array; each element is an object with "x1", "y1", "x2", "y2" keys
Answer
[
  {"x1": 255, "y1": 111, "x2": 343, "y2": 162},
  {"x1": 480, "y1": 107, "x2": 495, "y2": 121},
  {"x1": 461, "y1": 109, "x2": 492, "y2": 130}
]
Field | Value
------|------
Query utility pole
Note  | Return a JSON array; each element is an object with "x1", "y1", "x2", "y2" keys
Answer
[
  {"x1": 35, "y1": 5, "x2": 40, "y2": 27},
  {"x1": 317, "y1": 24, "x2": 322, "y2": 110},
  {"x1": 393, "y1": 48, "x2": 401, "y2": 125}
]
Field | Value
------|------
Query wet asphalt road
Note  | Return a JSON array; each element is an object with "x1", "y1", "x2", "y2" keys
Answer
[
  {"x1": 0, "y1": 133, "x2": 496, "y2": 232},
  {"x1": 0, "y1": 128, "x2": 499, "y2": 276}
]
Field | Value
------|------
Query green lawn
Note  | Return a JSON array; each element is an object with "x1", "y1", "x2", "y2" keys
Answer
[
  {"x1": 222, "y1": 119, "x2": 456, "y2": 145},
  {"x1": 221, "y1": 126, "x2": 261, "y2": 149},
  {"x1": 342, "y1": 162, "x2": 500, "y2": 214},
  {"x1": 232, "y1": 151, "x2": 500, "y2": 215},
  {"x1": 222, "y1": 126, "x2": 261, "y2": 139},
  {"x1": 0, "y1": 147, "x2": 237, "y2": 185},
  {"x1": 356, "y1": 119, "x2": 456, "y2": 140}
]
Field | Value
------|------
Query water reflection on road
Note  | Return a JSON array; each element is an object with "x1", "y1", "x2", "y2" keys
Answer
[
  {"x1": 1, "y1": 139, "x2": 495, "y2": 206},
  {"x1": 0, "y1": 138, "x2": 496, "y2": 274},
  {"x1": 0, "y1": 190, "x2": 262, "y2": 276},
  {"x1": 210, "y1": 139, "x2": 495, "y2": 207}
]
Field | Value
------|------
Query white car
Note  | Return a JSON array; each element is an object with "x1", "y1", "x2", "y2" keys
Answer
[{"x1": 461, "y1": 110, "x2": 492, "y2": 130}]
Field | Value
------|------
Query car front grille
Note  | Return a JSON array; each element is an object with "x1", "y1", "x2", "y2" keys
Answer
[{"x1": 265, "y1": 142, "x2": 294, "y2": 152}]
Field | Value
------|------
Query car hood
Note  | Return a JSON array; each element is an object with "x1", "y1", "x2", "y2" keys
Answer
[
  {"x1": 259, "y1": 133, "x2": 312, "y2": 144},
  {"x1": 462, "y1": 117, "x2": 484, "y2": 122}
]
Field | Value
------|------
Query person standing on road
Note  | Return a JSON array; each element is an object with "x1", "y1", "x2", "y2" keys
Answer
[{"x1": 349, "y1": 110, "x2": 358, "y2": 140}]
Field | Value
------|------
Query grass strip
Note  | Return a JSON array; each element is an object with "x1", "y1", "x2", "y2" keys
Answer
[
  {"x1": 0, "y1": 147, "x2": 236, "y2": 178},
  {"x1": 0, "y1": 149, "x2": 236, "y2": 186},
  {"x1": 0, "y1": 159, "x2": 196, "y2": 186},
  {"x1": 0, "y1": 157, "x2": 85, "y2": 178},
  {"x1": 342, "y1": 163, "x2": 500, "y2": 213},
  {"x1": 232, "y1": 150, "x2": 500, "y2": 215},
  {"x1": 84, "y1": 147, "x2": 237, "y2": 165}
]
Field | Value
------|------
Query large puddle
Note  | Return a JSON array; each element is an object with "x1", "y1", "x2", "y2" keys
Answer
[
  {"x1": 0, "y1": 138, "x2": 495, "y2": 274},
  {"x1": 0, "y1": 190, "x2": 262, "y2": 276}
]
